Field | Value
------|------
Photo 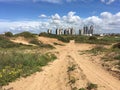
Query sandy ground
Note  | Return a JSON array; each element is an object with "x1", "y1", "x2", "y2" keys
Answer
[
  {"x1": 2, "y1": 38, "x2": 120, "y2": 90},
  {"x1": 10, "y1": 37, "x2": 30, "y2": 45}
]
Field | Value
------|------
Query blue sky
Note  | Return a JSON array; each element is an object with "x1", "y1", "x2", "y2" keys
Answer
[{"x1": 0, "y1": 0, "x2": 120, "y2": 34}]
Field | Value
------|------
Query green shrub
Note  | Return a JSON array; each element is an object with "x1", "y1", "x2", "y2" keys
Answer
[
  {"x1": 89, "y1": 36, "x2": 97, "y2": 40},
  {"x1": 88, "y1": 45, "x2": 107, "y2": 55},
  {"x1": 113, "y1": 43, "x2": 120, "y2": 49},
  {"x1": 68, "y1": 64, "x2": 76, "y2": 72},
  {"x1": 4, "y1": 32, "x2": 13, "y2": 37},
  {"x1": 0, "y1": 36, "x2": 20, "y2": 48},
  {"x1": 69, "y1": 76, "x2": 76, "y2": 84},
  {"x1": 15, "y1": 31, "x2": 35, "y2": 38},
  {"x1": 0, "y1": 51, "x2": 57, "y2": 86},
  {"x1": 87, "y1": 83, "x2": 98, "y2": 90},
  {"x1": 114, "y1": 55, "x2": 120, "y2": 60},
  {"x1": 29, "y1": 39, "x2": 41, "y2": 45},
  {"x1": 79, "y1": 88, "x2": 86, "y2": 90}
]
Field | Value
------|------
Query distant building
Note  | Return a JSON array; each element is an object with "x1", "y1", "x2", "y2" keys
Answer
[
  {"x1": 89, "y1": 25, "x2": 94, "y2": 35},
  {"x1": 79, "y1": 29, "x2": 83, "y2": 35},
  {"x1": 70, "y1": 28, "x2": 75, "y2": 35},
  {"x1": 79, "y1": 25, "x2": 94, "y2": 36},
  {"x1": 47, "y1": 29, "x2": 52, "y2": 34},
  {"x1": 63, "y1": 28, "x2": 75, "y2": 35},
  {"x1": 56, "y1": 28, "x2": 63, "y2": 35}
]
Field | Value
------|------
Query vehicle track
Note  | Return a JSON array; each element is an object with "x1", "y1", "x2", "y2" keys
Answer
[{"x1": 3, "y1": 40, "x2": 120, "y2": 90}]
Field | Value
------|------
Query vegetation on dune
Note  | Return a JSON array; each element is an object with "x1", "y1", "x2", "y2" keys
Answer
[
  {"x1": 4, "y1": 32, "x2": 13, "y2": 37},
  {"x1": 78, "y1": 83, "x2": 98, "y2": 90},
  {"x1": 86, "y1": 83, "x2": 98, "y2": 90},
  {"x1": 113, "y1": 42, "x2": 120, "y2": 49},
  {"x1": 29, "y1": 38, "x2": 54, "y2": 49},
  {"x1": 86, "y1": 43, "x2": 120, "y2": 70},
  {"x1": 0, "y1": 36, "x2": 20, "y2": 48},
  {"x1": 87, "y1": 45, "x2": 108, "y2": 55},
  {"x1": 0, "y1": 51, "x2": 57, "y2": 86},
  {"x1": 53, "y1": 42, "x2": 64, "y2": 46},
  {"x1": 0, "y1": 32, "x2": 57, "y2": 86},
  {"x1": 15, "y1": 31, "x2": 36, "y2": 38},
  {"x1": 39, "y1": 32, "x2": 70, "y2": 42},
  {"x1": 39, "y1": 33, "x2": 120, "y2": 45}
]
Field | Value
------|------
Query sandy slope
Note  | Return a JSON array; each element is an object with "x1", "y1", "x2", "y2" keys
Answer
[
  {"x1": 10, "y1": 37, "x2": 30, "y2": 45},
  {"x1": 3, "y1": 40, "x2": 120, "y2": 90}
]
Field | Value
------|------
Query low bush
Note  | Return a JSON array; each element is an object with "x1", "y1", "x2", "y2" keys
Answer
[
  {"x1": 87, "y1": 83, "x2": 98, "y2": 90},
  {"x1": 29, "y1": 39, "x2": 41, "y2": 45},
  {"x1": 4, "y1": 32, "x2": 13, "y2": 37},
  {"x1": 79, "y1": 88, "x2": 86, "y2": 90},
  {"x1": 88, "y1": 36, "x2": 97, "y2": 40},
  {"x1": 0, "y1": 51, "x2": 57, "y2": 86},
  {"x1": 68, "y1": 64, "x2": 76, "y2": 72},
  {"x1": 0, "y1": 36, "x2": 20, "y2": 48},
  {"x1": 87, "y1": 45, "x2": 107, "y2": 55},
  {"x1": 114, "y1": 55, "x2": 120, "y2": 60},
  {"x1": 39, "y1": 33, "x2": 70, "y2": 42},
  {"x1": 113, "y1": 43, "x2": 120, "y2": 49},
  {"x1": 29, "y1": 38, "x2": 54, "y2": 49},
  {"x1": 15, "y1": 31, "x2": 35, "y2": 38}
]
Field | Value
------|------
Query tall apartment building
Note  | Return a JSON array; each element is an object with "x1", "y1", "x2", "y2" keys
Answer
[
  {"x1": 79, "y1": 25, "x2": 94, "y2": 36},
  {"x1": 56, "y1": 28, "x2": 63, "y2": 35},
  {"x1": 63, "y1": 28, "x2": 75, "y2": 35},
  {"x1": 47, "y1": 29, "x2": 52, "y2": 34}
]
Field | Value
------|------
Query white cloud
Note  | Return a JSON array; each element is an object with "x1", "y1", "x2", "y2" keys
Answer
[
  {"x1": 52, "y1": 14, "x2": 61, "y2": 20},
  {"x1": 39, "y1": 14, "x2": 47, "y2": 18},
  {"x1": 0, "y1": 0, "x2": 25, "y2": 2},
  {"x1": 33, "y1": 0, "x2": 78, "y2": 4},
  {"x1": 100, "y1": 12, "x2": 112, "y2": 19},
  {"x1": 63, "y1": 11, "x2": 81, "y2": 24},
  {"x1": 0, "y1": 11, "x2": 120, "y2": 34},
  {"x1": 66, "y1": 0, "x2": 76, "y2": 2},
  {"x1": 34, "y1": 0, "x2": 62, "y2": 3},
  {"x1": 101, "y1": 0, "x2": 115, "y2": 4}
]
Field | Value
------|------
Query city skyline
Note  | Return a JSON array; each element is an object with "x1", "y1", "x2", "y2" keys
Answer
[{"x1": 0, "y1": 0, "x2": 120, "y2": 34}]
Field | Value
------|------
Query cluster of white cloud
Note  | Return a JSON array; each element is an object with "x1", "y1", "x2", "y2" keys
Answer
[
  {"x1": 101, "y1": 0, "x2": 115, "y2": 4},
  {"x1": 0, "y1": 11, "x2": 120, "y2": 34},
  {"x1": 0, "y1": 0, "x2": 117, "y2": 4},
  {"x1": 34, "y1": 0, "x2": 117, "y2": 4}
]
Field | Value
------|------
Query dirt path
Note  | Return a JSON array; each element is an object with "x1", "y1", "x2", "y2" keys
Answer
[{"x1": 3, "y1": 41, "x2": 120, "y2": 90}]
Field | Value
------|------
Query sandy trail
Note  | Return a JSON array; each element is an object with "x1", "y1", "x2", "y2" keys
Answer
[{"x1": 3, "y1": 40, "x2": 120, "y2": 90}]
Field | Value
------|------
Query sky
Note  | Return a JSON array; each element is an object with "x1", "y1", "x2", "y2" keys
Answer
[{"x1": 0, "y1": 0, "x2": 120, "y2": 34}]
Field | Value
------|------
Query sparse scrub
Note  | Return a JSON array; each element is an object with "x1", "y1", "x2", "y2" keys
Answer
[
  {"x1": 39, "y1": 33, "x2": 72, "y2": 42},
  {"x1": 53, "y1": 42, "x2": 64, "y2": 46},
  {"x1": 29, "y1": 38, "x2": 42, "y2": 45},
  {"x1": 78, "y1": 83, "x2": 98, "y2": 90},
  {"x1": 0, "y1": 51, "x2": 57, "y2": 86},
  {"x1": 72, "y1": 87, "x2": 78, "y2": 90},
  {"x1": 113, "y1": 43, "x2": 120, "y2": 49},
  {"x1": 29, "y1": 38, "x2": 54, "y2": 49},
  {"x1": 87, "y1": 83, "x2": 98, "y2": 90},
  {"x1": 0, "y1": 36, "x2": 20, "y2": 48},
  {"x1": 114, "y1": 55, "x2": 120, "y2": 60},
  {"x1": 87, "y1": 45, "x2": 107, "y2": 55},
  {"x1": 68, "y1": 64, "x2": 76, "y2": 72},
  {"x1": 69, "y1": 76, "x2": 76, "y2": 84},
  {"x1": 79, "y1": 88, "x2": 86, "y2": 90}
]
